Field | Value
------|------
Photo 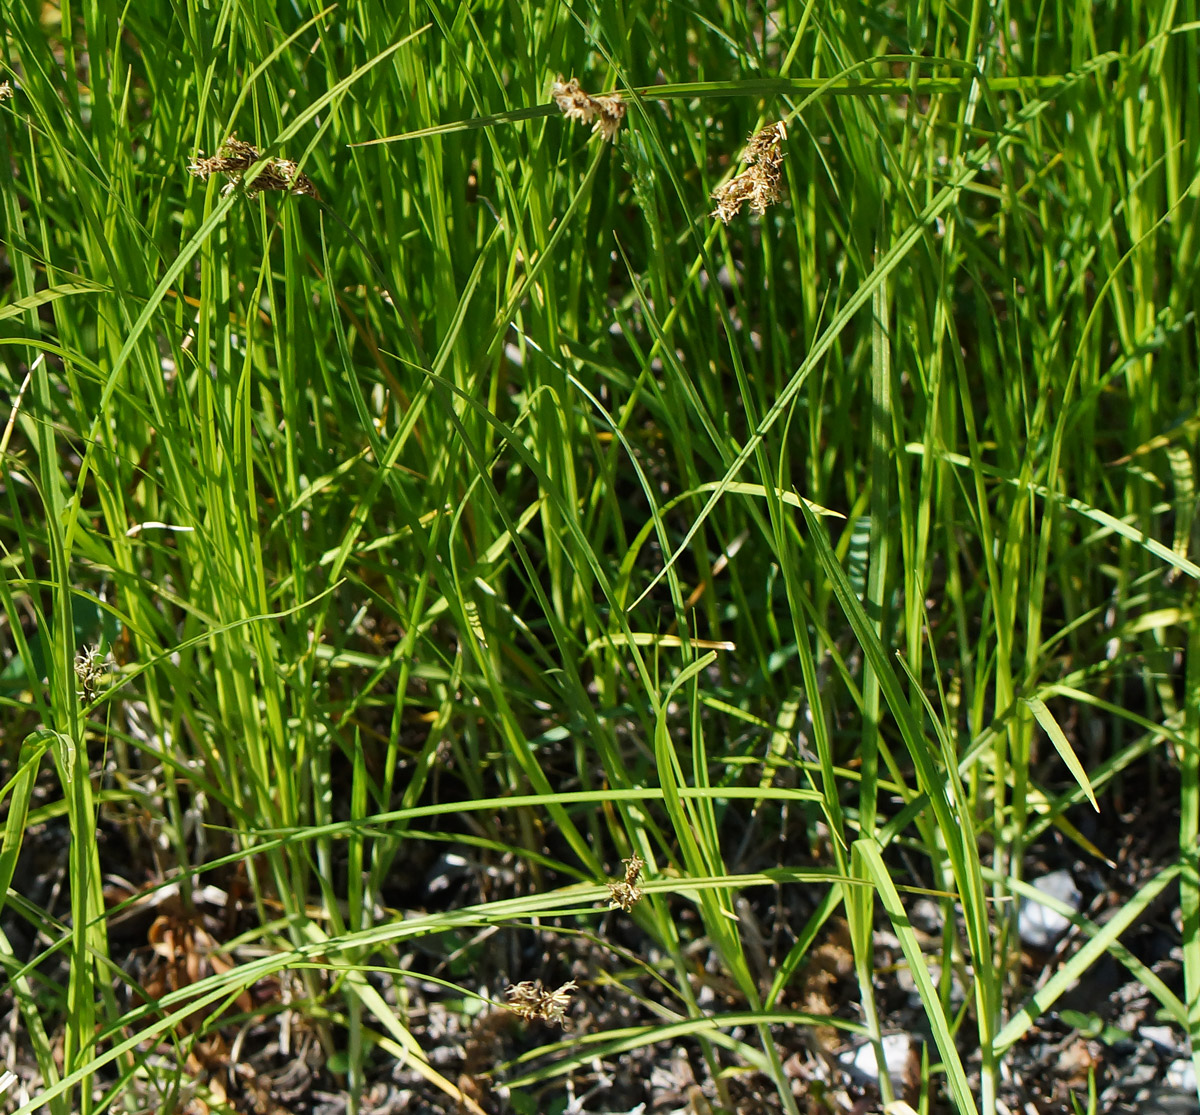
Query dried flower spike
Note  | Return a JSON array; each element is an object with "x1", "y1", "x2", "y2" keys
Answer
[
  {"x1": 187, "y1": 133, "x2": 319, "y2": 200},
  {"x1": 745, "y1": 120, "x2": 787, "y2": 164},
  {"x1": 607, "y1": 852, "x2": 644, "y2": 912},
  {"x1": 711, "y1": 121, "x2": 787, "y2": 224},
  {"x1": 552, "y1": 77, "x2": 592, "y2": 124},
  {"x1": 591, "y1": 93, "x2": 626, "y2": 142},
  {"x1": 0, "y1": 81, "x2": 12, "y2": 101},
  {"x1": 504, "y1": 980, "x2": 577, "y2": 1027},
  {"x1": 552, "y1": 76, "x2": 625, "y2": 142}
]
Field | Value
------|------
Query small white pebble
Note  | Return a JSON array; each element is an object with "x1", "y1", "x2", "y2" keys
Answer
[
  {"x1": 1164, "y1": 1058, "x2": 1196, "y2": 1090},
  {"x1": 838, "y1": 1034, "x2": 912, "y2": 1084},
  {"x1": 1140, "y1": 1025, "x2": 1179, "y2": 1051},
  {"x1": 1018, "y1": 870, "x2": 1081, "y2": 948}
]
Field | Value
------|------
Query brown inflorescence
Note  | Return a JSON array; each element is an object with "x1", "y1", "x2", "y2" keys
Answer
[
  {"x1": 607, "y1": 852, "x2": 645, "y2": 912},
  {"x1": 711, "y1": 120, "x2": 787, "y2": 224},
  {"x1": 504, "y1": 979, "x2": 578, "y2": 1026},
  {"x1": 188, "y1": 133, "x2": 319, "y2": 200},
  {"x1": 552, "y1": 77, "x2": 626, "y2": 142}
]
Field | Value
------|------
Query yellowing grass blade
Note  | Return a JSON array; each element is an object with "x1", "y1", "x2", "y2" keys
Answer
[{"x1": 1025, "y1": 697, "x2": 1098, "y2": 812}]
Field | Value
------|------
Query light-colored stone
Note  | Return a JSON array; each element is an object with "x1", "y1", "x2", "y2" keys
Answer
[{"x1": 1018, "y1": 870, "x2": 1081, "y2": 948}]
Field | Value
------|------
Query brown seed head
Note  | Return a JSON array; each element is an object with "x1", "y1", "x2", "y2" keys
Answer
[
  {"x1": 552, "y1": 76, "x2": 625, "y2": 142},
  {"x1": 504, "y1": 980, "x2": 577, "y2": 1026},
  {"x1": 607, "y1": 852, "x2": 645, "y2": 912},
  {"x1": 711, "y1": 121, "x2": 787, "y2": 223},
  {"x1": 187, "y1": 133, "x2": 319, "y2": 200}
]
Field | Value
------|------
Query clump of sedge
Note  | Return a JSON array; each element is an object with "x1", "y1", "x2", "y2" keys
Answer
[
  {"x1": 552, "y1": 77, "x2": 626, "y2": 142},
  {"x1": 188, "y1": 134, "x2": 319, "y2": 199},
  {"x1": 711, "y1": 121, "x2": 787, "y2": 224}
]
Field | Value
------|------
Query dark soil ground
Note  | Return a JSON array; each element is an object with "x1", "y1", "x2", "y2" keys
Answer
[{"x1": 0, "y1": 740, "x2": 1193, "y2": 1114}]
